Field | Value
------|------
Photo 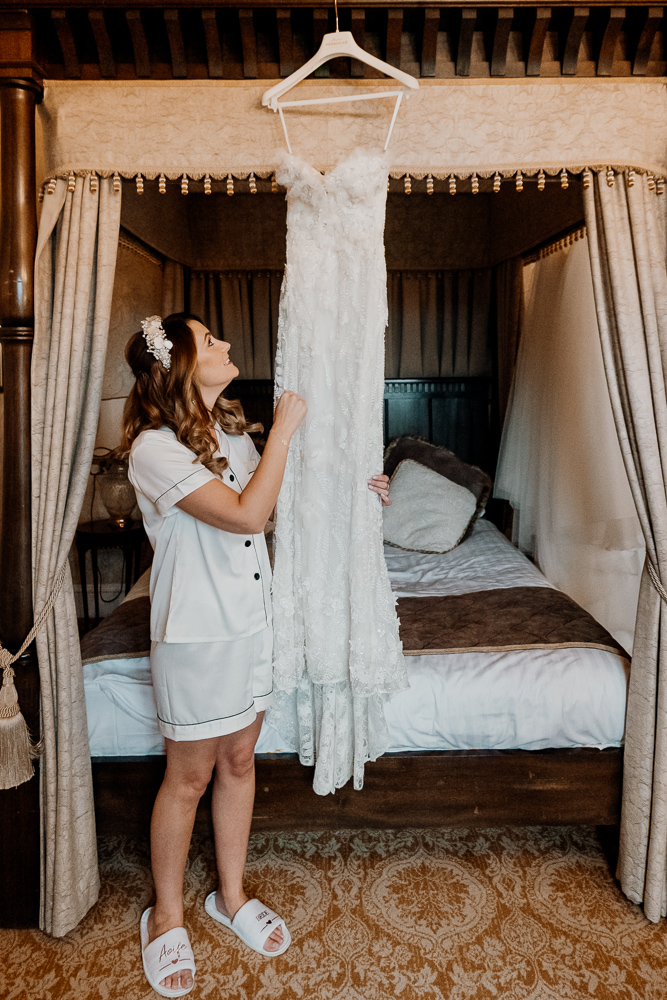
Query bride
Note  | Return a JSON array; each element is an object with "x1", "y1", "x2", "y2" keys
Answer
[{"x1": 121, "y1": 312, "x2": 390, "y2": 996}]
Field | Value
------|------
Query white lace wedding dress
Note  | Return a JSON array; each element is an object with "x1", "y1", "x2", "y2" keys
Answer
[{"x1": 268, "y1": 149, "x2": 407, "y2": 795}]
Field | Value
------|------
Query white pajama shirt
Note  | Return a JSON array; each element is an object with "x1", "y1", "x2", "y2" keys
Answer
[{"x1": 129, "y1": 425, "x2": 273, "y2": 741}]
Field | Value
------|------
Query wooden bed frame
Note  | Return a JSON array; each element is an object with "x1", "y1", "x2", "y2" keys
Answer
[
  {"x1": 0, "y1": 5, "x2": 629, "y2": 930},
  {"x1": 94, "y1": 750, "x2": 623, "y2": 839}
]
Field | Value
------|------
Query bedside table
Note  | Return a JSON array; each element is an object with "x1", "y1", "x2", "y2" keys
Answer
[{"x1": 75, "y1": 520, "x2": 146, "y2": 632}]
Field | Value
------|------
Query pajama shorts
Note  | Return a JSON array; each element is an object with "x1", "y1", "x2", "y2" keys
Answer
[{"x1": 150, "y1": 625, "x2": 273, "y2": 741}]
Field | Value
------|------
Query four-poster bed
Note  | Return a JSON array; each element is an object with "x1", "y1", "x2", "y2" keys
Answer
[{"x1": 2, "y1": 2, "x2": 667, "y2": 936}]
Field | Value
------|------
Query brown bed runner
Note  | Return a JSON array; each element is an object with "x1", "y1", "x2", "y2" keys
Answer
[
  {"x1": 397, "y1": 586, "x2": 628, "y2": 658},
  {"x1": 81, "y1": 586, "x2": 628, "y2": 666}
]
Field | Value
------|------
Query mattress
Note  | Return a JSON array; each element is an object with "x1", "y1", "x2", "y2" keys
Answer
[{"x1": 84, "y1": 518, "x2": 628, "y2": 757}]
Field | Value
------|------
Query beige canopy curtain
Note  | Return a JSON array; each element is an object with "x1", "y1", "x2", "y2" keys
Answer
[
  {"x1": 39, "y1": 80, "x2": 667, "y2": 183},
  {"x1": 385, "y1": 270, "x2": 494, "y2": 378},
  {"x1": 33, "y1": 176, "x2": 122, "y2": 935},
  {"x1": 182, "y1": 266, "x2": 498, "y2": 381},
  {"x1": 161, "y1": 257, "x2": 186, "y2": 319},
  {"x1": 190, "y1": 270, "x2": 282, "y2": 380},
  {"x1": 583, "y1": 171, "x2": 667, "y2": 923},
  {"x1": 495, "y1": 257, "x2": 524, "y2": 426},
  {"x1": 495, "y1": 236, "x2": 643, "y2": 653}
]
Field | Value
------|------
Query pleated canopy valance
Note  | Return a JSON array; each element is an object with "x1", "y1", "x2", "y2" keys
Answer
[{"x1": 39, "y1": 78, "x2": 667, "y2": 184}]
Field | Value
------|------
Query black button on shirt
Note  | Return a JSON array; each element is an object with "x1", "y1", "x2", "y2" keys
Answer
[
  {"x1": 245, "y1": 540, "x2": 251, "y2": 547},
  {"x1": 254, "y1": 572, "x2": 260, "y2": 580},
  {"x1": 229, "y1": 474, "x2": 235, "y2": 481}
]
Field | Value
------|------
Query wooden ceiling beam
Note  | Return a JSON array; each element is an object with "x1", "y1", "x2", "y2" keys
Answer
[
  {"x1": 0, "y1": 1, "x2": 639, "y2": 8},
  {"x1": 88, "y1": 10, "x2": 115, "y2": 78},
  {"x1": 312, "y1": 8, "x2": 329, "y2": 76},
  {"x1": 490, "y1": 6, "x2": 513, "y2": 75},
  {"x1": 238, "y1": 9, "x2": 257, "y2": 77},
  {"x1": 0, "y1": 10, "x2": 44, "y2": 83},
  {"x1": 562, "y1": 6, "x2": 588, "y2": 74},
  {"x1": 421, "y1": 7, "x2": 440, "y2": 76},
  {"x1": 18, "y1": 4, "x2": 666, "y2": 81},
  {"x1": 351, "y1": 7, "x2": 367, "y2": 77},
  {"x1": 457, "y1": 7, "x2": 476, "y2": 75},
  {"x1": 164, "y1": 9, "x2": 187, "y2": 78},
  {"x1": 126, "y1": 10, "x2": 151, "y2": 77},
  {"x1": 202, "y1": 9, "x2": 223, "y2": 77},
  {"x1": 526, "y1": 6, "x2": 550, "y2": 75},
  {"x1": 597, "y1": 5, "x2": 624, "y2": 74},
  {"x1": 276, "y1": 8, "x2": 293, "y2": 77},
  {"x1": 386, "y1": 8, "x2": 403, "y2": 67},
  {"x1": 633, "y1": 5, "x2": 662, "y2": 74},
  {"x1": 51, "y1": 10, "x2": 80, "y2": 77}
]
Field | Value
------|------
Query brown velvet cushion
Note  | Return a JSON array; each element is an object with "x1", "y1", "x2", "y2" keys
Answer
[{"x1": 384, "y1": 436, "x2": 493, "y2": 541}]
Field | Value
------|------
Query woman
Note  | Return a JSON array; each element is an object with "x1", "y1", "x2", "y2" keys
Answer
[{"x1": 122, "y1": 314, "x2": 391, "y2": 997}]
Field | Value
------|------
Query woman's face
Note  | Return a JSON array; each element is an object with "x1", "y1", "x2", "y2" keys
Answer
[{"x1": 188, "y1": 319, "x2": 238, "y2": 403}]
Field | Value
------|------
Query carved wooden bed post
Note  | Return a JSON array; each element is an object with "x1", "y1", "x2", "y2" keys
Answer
[{"x1": 0, "y1": 11, "x2": 43, "y2": 928}]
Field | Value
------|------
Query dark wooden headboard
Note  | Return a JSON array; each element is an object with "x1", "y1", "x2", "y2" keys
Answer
[
  {"x1": 383, "y1": 378, "x2": 495, "y2": 473},
  {"x1": 228, "y1": 376, "x2": 498, "y2": 477}
]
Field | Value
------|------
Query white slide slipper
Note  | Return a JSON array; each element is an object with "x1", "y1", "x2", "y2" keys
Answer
[
  {"x1": 140, "y1": 908, "x2": 196, "y2": 998},
  {"x1": 204, "y1": 892, "x2": 292, "y2": 957}
]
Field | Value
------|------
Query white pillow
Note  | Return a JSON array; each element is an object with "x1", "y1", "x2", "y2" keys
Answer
[{"x1": 383, "y1": 459, "x2": 478, "y2": 554}]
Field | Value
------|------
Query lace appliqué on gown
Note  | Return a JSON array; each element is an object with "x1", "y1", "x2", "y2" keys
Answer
[{"x1": 268, "y1": 149, "x2": 408, "y2": 795}]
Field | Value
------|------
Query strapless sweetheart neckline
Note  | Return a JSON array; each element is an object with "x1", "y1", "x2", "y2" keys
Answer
[{"x1": 276, "y1": 147, "x2": 390, "y2": 181}]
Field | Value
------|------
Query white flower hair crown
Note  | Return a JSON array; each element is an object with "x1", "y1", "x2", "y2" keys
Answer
[{"x1": 141, "y1": 315, "x2": 173, "y2": 370}]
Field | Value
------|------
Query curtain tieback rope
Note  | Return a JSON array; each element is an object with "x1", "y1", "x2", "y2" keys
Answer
[
  {"x1": 647, "y1": 558, "x2": 667, "y2": 603},
  {"x1": 0, "y1": 561, "x2": 68, "y2": 790}
]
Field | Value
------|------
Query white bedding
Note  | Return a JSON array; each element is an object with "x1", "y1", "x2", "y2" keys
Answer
[
  {"x1": 84, "y1": 519, "x2": 628, "y2": 757},
  {"x1": 384, "y1": 517, "x2": 553, "y2": 597}
]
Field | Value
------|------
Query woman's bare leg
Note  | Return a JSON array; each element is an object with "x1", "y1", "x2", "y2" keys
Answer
[
  {"x1": 211, "y1": 712, "x2": 284, "y2": 952},
  {"x1": 147, "y1": 736, "x2": 219, "y2": 991}
]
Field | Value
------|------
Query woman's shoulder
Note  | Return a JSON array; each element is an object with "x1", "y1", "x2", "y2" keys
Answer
[
  {"x1": 132, "y1": 426, "x2": 177, "y2": 450},
  {"x1": 129, "y1": 426, "x2": 206, "y2": 495},
  {"x1": 130, "y1": 426, "x2": 194, "y2": 463}
]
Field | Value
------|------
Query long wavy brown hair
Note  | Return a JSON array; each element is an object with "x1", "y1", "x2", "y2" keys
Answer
[{"x1": 118, "y1": 313, "x2": 261, "y2": 476}]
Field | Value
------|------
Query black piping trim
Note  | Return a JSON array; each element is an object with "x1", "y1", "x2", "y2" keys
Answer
[
  {"x1": 226, "y1": 460, "x2": 241, "y2": 487},
  {"x1": 251, "y1": 535, "x2": 270, "y2": 627},
  {"x1": 155, "y1": 468, "x2": 209, "y2": 504},
  {"x1": 158, "y1": 702, "x2": 255, "y2": 727}
]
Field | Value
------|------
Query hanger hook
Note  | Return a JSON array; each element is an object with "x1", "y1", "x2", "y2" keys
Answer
[{"x1": 334, "y1": 0, "x2": 339, "y2": 32}]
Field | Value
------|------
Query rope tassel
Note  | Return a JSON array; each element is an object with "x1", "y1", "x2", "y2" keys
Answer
[
  {"x1": 0, "y1": 659, "x2": 37, "y2": 789},
  {"x1": 0, "y1": 561, "x2": 67, "y2": 789}
]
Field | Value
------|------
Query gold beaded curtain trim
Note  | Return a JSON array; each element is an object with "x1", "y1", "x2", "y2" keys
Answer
[
  {"x1": 521, "y1": 225, "x2": 588, "y2": 265},
  {"x1": 537, "y1": 226, "x2": 588, "y2": 260},
  {"x1": 39, "y1": 167, "x2": 667, "y2": 201}
]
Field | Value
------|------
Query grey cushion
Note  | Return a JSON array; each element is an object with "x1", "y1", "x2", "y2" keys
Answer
[{"x1": 383, "y1": 459, "x2": 478, "y2": 554}]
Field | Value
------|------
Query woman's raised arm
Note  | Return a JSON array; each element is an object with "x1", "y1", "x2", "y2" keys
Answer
[{"x1": 176, "y1": 391, "x2": 307, "y2": 534}]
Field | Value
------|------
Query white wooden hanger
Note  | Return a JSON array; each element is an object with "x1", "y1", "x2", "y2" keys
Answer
[{"x1": 262, "y1": 0, "x2": 419, "y2": 154}]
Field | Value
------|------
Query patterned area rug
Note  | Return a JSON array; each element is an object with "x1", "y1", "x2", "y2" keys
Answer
[{"x1": 3, "y1": 826, "x2": 667, "y2": 1000}]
